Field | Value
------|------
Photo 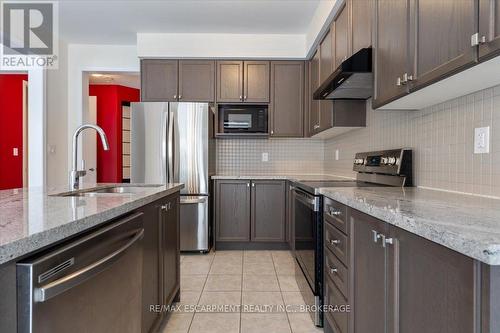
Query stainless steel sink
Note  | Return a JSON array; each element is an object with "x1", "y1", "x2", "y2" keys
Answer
[{"x1": 52, "y1": 185, "x2": 163, "y2": 197}]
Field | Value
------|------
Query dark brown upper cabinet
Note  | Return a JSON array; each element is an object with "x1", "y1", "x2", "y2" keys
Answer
[
  {"x1": 178, "y1": 60, "x2": 215, "y2": 102},
  {"x1": 141, "y1": 59, "x2": 178, "y2": 102},
  {"x1": 349, "y1": 0, "x2": 373, "y2": 55},
  {"x1": 217, "y1": 60, "x2": 269, "y2": 103},
  {"x1": 319, "y1": 30, "x2": 334, "y2": 133},
  {"x1": 479, "y1": 0, "x2": 500, "y2": 61},
  {"x1": 409, "y1": 0, "x2": 477, "y2": 91},
  {"x1": 373, "y1": 0, "x2": 410, "y2": 108},
  {"x1": 270, "y1": 61, "x2": 304, "y2": 137},
  {"x1": 244, "y1": 61, "x2": 270, "y2": 103},
  {"x1": 216, "y1": 61, "x2": 244, "y2": 103},
  {"x1": 308, "y1": 49, "x2": 321, "y2": 135},
  {"x1": 333, "y1": 4, "x2": 350, "y2": 68},
  {"x1": 251, "y1": 181, "x2": 286, "y2": 242}
]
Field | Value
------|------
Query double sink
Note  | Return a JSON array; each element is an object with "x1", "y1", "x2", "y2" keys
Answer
[{"x1": 52, "y1": 184, "x2": 163, "y2": 197}]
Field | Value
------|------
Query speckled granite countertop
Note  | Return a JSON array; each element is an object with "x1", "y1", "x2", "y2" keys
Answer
[
  {"x1": 319, "y1": 186, "x2": 500, "y2": 265},
  {"x1": 212, "y1": 174, "x2": 354, "y2": 181},
  {"x1": 0, "y1": 183, "x2": 183, "y2": 265}
]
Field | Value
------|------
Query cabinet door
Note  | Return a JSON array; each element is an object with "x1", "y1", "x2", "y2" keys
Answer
[
  {"x1": 178, "y1": 60, "x2": 215, "y2": 102},
  {"x1": 392, "y1": 225, "x2": 478, "y2": 333},
  {"x1": 410, "y1": 0, "x2": 477, "y2": 90},
  {"x1": 217, "y1": 61, "x2": 244, "y2": 103},
  {"x1": 308, "y1": 50, "x2": 320, "y2": 134},
  {"x1": 373, "y1": 0, "x2": 409, "y2": 108},
  {"x1": 251, "y1": 181, "x2": 286, "y2": 242},
  {"x1": 216, "y1": 180, "x2": 251, "y2": 241},
  {"x1": 334, "y1": 4, "x2": 350, "y2": 68},
  {"x1": 350, "y1": 0, "x2": 373, "y2": 55},
  {"x1": 351, "y1": 209, "x2": 387, "y2": 333},
  {"x1": 479, "y1": 0, "x2": 500, "y2": 60},
  {"x1": 319, "y1": 30, "x2": 334, "y2": 132},
  {"x1": 244, "y1": 61, "x2": 270, "y2": 103},
  {"x1": 162, "y1": 194, "x2": 180, "y2": 305},
  {"x1": 141, "y1": 60, "x2": 178, "y2": 102},
  {"x1": 270, "y1": 61, "x2": 304, "y2": 137}
]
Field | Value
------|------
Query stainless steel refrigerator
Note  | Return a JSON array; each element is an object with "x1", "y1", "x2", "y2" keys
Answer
[{"x1": 130, "y1": 102, "x2": 215, "y2": 252}]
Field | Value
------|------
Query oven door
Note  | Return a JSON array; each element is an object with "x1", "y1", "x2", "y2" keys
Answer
[{"x1": 293, "y1": 188, "x2": 323, "y2": 326}]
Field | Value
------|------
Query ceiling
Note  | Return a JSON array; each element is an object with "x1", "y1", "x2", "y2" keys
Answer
[
  {"x1": 88, "y1": 72, "x2": 140, "y2": 89},
  {"x1": 58, "y1": 0, "x2": 322, "y2": 45}
]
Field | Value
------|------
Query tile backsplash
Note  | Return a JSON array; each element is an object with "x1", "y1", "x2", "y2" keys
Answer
[
  {"x1": 325, "y1": 86, "x2": 500, "y2": 197},
  {"x1": 217, "y1": 138, "x2": 325, "y2": 175}
]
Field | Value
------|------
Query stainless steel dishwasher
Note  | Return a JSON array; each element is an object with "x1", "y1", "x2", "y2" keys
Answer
[{"x1": 17, "y1": 212, "x2": 144, "y2": 333}]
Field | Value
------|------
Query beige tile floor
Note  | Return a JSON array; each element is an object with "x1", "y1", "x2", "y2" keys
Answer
[{"x1": 161, "y1": 250, "x2": 322, "y2": 333}]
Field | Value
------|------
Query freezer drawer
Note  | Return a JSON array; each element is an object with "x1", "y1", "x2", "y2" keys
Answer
[{"x1": 180, "y1": 196, "x2": 209, "y2": 252}]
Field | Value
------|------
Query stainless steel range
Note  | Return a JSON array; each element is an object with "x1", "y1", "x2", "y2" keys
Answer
[{"x1": 292, "y1": 148, "x2": 412, "y2": 327}]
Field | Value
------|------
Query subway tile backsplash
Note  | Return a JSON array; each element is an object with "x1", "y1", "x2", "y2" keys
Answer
[
  {"x1": 217, "y1": 138, "x2": 325, "y2": 175},
  {"x1": 216, "y1": 85, "x2": 500, "y2": 198},
  {"x1": 325, "y1": 86, "x2": 500, "y2": 197}
]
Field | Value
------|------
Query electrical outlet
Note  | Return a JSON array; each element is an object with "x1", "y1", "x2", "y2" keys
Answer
[
  {"x1": 262, "y1": 152, "x2": 269, "y2": 162},
  {"x1": 13, "y1": 148, "x2": 18, "y2": 156},
  {"x1": 335, "y1": 149, "x2": 340, "y2": 161},
  {"x1": 474, "y1": 127, "x2": 490, "y2": 154}
]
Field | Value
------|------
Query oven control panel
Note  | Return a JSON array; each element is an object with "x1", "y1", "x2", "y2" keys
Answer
[{"x1": 352, "y1": 148, "x2": 412, "y2": 176}]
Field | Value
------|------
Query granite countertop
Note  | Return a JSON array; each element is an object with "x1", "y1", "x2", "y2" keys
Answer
[
  {"x1": 211, "y1": 174, "x2": 355, "y2": 181},
  {"x1": 319, "y1": 186, "x2": 500, "y2": 265},
  {"x1": 0, "y1": 183, "x2": 184, "y2": 265}
]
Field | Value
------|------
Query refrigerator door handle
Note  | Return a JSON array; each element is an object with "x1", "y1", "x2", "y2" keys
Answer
[
  {"x1": 168, "y1": 109, "x2": 174, "y2": 184},
  {"x1": 162, "y1": 109, "x2": 168, "y2": 184}
]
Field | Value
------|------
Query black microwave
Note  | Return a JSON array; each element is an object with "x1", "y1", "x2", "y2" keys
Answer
[{"x1": 218, "y1": 104, "x2": 268, "y2": 135}]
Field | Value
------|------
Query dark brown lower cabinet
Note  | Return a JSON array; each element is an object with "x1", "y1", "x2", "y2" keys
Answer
[
  {"x1": 161, "y1": 194, "x2": 180, "y2": 306},
  {"x1": 251, "y1": 181, "x2": 286, "y2": 242},
  {"x1": 324, "y1": 200, "x2": 483, "y2": 333},
  {"x1": 215, "y1": 180, "x2": 286, "y2": 246}
]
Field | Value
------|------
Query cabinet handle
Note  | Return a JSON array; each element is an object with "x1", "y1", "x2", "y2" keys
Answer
[
  {"x1": 247, "y1": 183, "x2": 250, "y2": 187},
  {"x1": 178, "y1": 94, "x2": 182, "y2": 100},
  {"x1": 252, "y1": 183, "x2": 255, "y2": 187},
  {"x1": 239, "y1": 95, "x2": 243, "y2": 101},
  {"x1": 328, "y1": 207, "x2": 342, "y2": 216},
  {"x1": 161, "y1": 204, "x2": 168, "y2": 211},
  {"x1": 372, "y1": 230, "x2": 381, "y2": 243},
  {"x1": 244, "y1": 95, "x2": 247, "y2": 100},
  {"x1": 396, "y1": 77, "x2": 402, "y2": 86},
  {"x1": 329, "y1": 239, "x2": 341, "y2": 246},
  {"x1": 313, "y1": 124, "x2": 320, "y2": 129},
  {"x1": 329, "y1": 266, "x2": 338, "y2": 274},
  {"x1": 270, "y1": 130, "x2": 274, "y2": 135},
  {"x1": 173, "y1": 95, "x2": 177, "y2": 99},
  {"x1": 380, "y1": 234, "x2": 394, "y2": 247}
]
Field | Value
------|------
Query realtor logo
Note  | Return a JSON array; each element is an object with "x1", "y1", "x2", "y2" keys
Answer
[{"x1": 1, "y1": 1, "x2": 58, "y2": 69}]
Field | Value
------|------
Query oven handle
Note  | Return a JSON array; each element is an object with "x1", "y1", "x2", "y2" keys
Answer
[{"x1": 293, "y1": 189, "x2": 320, "y2": 212}]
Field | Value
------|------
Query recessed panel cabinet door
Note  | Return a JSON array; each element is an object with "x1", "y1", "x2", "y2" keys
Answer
[
  {"x1": 410, "y1": 0, "x2": 477, "y2": 90},
  {"x1": 244, "y1": 61, "x2": 270, "y2": 103},
  {"x1": 351, "y1": 209, "x2": 387, "y2": 333},
  {"x1": 319, "y1": 29, "x2": 334, "y2": 132},
  {"x1": 217, "y1": 61, "x2": 244, "y2": 103},
  {"x1": 162, "y1": 195, "x2": 180, "y2": 305},
  {"x1": 373, "y1": 0, "x2": 409, "y2": 108},
  {"x1": 270, "y1": 61, "x2": 304, "y2": 137},
  {"x1": 350, "y1": 0, "x2": 373, "y2": 55},
  {"x1": 334, "y1": 4, "x2": 350, "y2": 68},
  {"x1": 178, "y1": 60, "x2": 215, "y2": 102},
  {"x1": 392, "y1": 225, "x2": 477, "y2": 333},
  {"x1": 251, "y1": 181, "x2": 286, "y2": 242},
  {"x1": 141, "y1": 60, "x2": 178, "y2": 102},
  {"x1": 479, "y1": 0, "x2": 500, "y2": 60},
  {"x1": 308, "y1": 50, "x2": 320, "y2": 134},
  {"x1": 216, "y1": 180, "x2": 251, "y2": 241}
]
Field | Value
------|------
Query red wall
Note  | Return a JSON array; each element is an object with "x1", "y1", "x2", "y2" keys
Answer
[
  {"x1": 89, "y1": 85, "x2": 139, "y2": 183},
  {"x1": 0, "y1": 74, "x2": 28, "y2": 190}
]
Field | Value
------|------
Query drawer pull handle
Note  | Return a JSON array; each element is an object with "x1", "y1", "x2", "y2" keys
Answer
[
  {"x1": 330, "y1": 239, "x2": 341, "y2": 246},
  {"x1": 329, "y1": 267, "x2": 338, "y2": 274},
  {"x1": 329, "y1": 208, "x2": 342, "y2": 216}
]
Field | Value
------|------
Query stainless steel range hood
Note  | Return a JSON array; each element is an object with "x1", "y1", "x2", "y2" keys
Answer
[{"x1": 313, "y1": 48, "x2": 372, "y2": 100}]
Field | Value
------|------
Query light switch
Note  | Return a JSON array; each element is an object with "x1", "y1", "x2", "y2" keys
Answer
[
  {"x1": 474, "y1": 127, "x2": 490, "y2": 154},
  {"x1": 262, "y1": 152, "x2": 269, "y2": 162},
  {"x1": 13, "y1": 148, "x2": 18, "y2": 156}
]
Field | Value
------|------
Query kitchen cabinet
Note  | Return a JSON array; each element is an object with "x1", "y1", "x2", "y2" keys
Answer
[
  {"x1": 349, "y1": 0, "x2": 373, "y2": 55},
  {"x1": 215, "y1": 180, "x2": 251, "y2": 242},
  {"x1": 333, "y1": 4, "x2": 350, "y2": 68},
  {"x1": 141, "y1": 59, "x2": 215, "y2": 102},
  {"x1": 178, "y1": 60, "x2": 215, "y2": 102},
  {"x1": 161, "y1": 194, "x2": 180, "y2": 307},
  {"x1": 319, "y1": 30, "x2": 334, "y2": 133},
  {"x1": 216, "y1": 60, "x2": 269, "y2": 103},
  {"x1": 251, "y1": 181, "x2": 286, "y2": 242},
  {"x1": 286, "y1": 182, "x2": 295, "y2": 250},
  {"x1": 141, "y1": 59, "x2": 178, "y2": 102},
  {"x1": 373, "y1": 0, "x2": 410, "y2": 108},
  {"x1": 215, "y1": 179, "x2": 286, "y2": 246},
  {"x1": 479, "y1": 0, "x2": 500, "y2": 61},
  {"x1": 308, "y1": 50, "x2": 320, "y2": 135},
  {"x1": 270, "y1": 61, "x2": 304, "y2": 137},
  {"x1": 409, "y1": 0, "x2": 477, "y2": 90}
]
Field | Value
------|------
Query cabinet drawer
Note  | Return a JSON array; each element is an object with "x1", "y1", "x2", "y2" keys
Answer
[
  {"x1": 324, "y1": 198, "x2": 348, "y2": 234},
  {"x1": 325, "y1": 247, "x2": 349, "y2": 298},
  {"x1": 324, "y1": 275, "x2": 348, "y2": 333},
  {"x1": 324, "y1": 221, "x2": 349, "y2": 266}
]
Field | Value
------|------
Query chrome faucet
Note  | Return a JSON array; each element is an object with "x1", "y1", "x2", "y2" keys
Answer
[{"x1": 70, "y1": 124, "x2": 109, "y2": 190}]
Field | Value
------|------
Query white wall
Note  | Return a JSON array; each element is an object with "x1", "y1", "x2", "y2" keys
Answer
[
  {"x1": 305, "y1": 0, "x2": 340, "y2": 58},
  {"x1": 137, "y1": 33, "x2": 307, "y2": 59}
]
